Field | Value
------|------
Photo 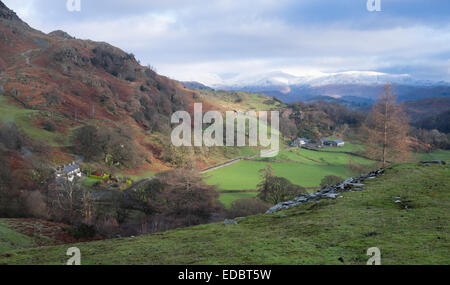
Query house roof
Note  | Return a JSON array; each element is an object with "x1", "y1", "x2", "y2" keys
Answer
[{"x1": 62, "y1": 164, "x2": 80, "y2": 173}]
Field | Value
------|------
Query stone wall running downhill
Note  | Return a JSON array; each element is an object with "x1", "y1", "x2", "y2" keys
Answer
[{"x1": 266, "y1": 169, "x2": 385, "y2": 214}]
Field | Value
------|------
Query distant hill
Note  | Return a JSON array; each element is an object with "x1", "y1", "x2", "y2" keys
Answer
[
  {"x1": 180, "y1": 81, "x2": 213, "y2": 90},
  {"x1": 210, "y1": 71, "x2": 450, "y2": 104},
  {"x1": 304, "y1": 95, "x2": 374, "y2": 109},
  {"x1": 403, "y1": 97, "x2": 450, "y2": 123}
]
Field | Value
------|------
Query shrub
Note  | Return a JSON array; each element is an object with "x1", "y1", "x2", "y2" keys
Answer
[
  {"x1": 258, "y1": 176, "x2": 306, "y2": 204},
  {"x1": 42, "y1": 120, "x2": 57, "y2": 132},
  {"x1": 67, "y1": 224, "x2": 97, "y2": 240},
  {"x1": 320, "y1": 175, "x2": 344, "y2": 188},
  {"x1": 125, "y1": 76, "x2": 136, "y2": 82},
  {"x1": 227, "y1": 198, "x2": 271, "y2": 219},
  {"x1": 0, "y1": 123, "x2": 24, "y2": 150}
]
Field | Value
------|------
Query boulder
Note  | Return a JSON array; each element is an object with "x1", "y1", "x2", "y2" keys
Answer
[
  {"x1": 323, "y1": 193, "x2": 338, "y2": 199},
  {"x1": 224, "y1": 219, "x2": 238, "y2": 225},
  {"x1": 348, "y1": 183, "x2": 365, "y2": 188}
]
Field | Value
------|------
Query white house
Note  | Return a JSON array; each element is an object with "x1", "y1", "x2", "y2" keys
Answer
[{"x1": 56, "y1": 162, "x2": 82, "y2": 182}]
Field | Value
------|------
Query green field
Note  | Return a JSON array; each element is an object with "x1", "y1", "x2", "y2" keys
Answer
[
  {"x1": 218, "y1": 192, "x2": 258, "y2": 208},
  {"x1": 418, "y1": 150, "x2": 450, "y2": 162},
  {"x1": 204, "y1": 148, "x2": 375, "y2": 191},
  {"x1": 2, "y1": 163, "x2": 448, "y2": 265},
  {"x1": 0, "y1": 221, "x2": 37, "y2": 254}
]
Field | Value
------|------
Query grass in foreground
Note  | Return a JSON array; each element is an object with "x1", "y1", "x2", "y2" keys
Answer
[
  {"x1": 0, "y1": 221, "x2": 37, "y2": 254},
  {"x1": 1, "y1": 163, "x2": 448, "y2": 265}
]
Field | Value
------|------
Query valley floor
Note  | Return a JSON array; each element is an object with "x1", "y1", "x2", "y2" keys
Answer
[
  {"x1": 1, "y1": 163, "x2": 448, "y2": 265},
  {"x1": 205, "y1": 146, "x2": 375, "y2": 207}
]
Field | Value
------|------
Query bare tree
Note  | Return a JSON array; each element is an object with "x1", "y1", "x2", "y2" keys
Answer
[
  {"x1": 47, "y1": 180, "x2": 82, "y2": 222},
  {"x1": 80, "y1": 188, "x2": 94, "y2": 224},
  {"x1": 363, "y1": 84, "x2": 411, "y2": 166}
]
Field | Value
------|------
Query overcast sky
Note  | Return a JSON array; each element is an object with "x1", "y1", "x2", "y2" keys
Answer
[{"x1": 4, "y1": 0, "x2": 450, "y2": 84}]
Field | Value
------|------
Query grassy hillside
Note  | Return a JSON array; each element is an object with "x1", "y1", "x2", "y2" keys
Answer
[
  {"x1": 196, "y1": 89, "x2": 284, "y2": 111},
  {"x1": 0, "y1": 221, "x2": 37, "y2": 254},
  {"x1": 0, "y1": 97, "x2": 67, "y2": 146},
  {"x1": 1, "y1": 163, "x2": 448, "y2": 265},
  {"x1": 419, "y1": 150, "x2": 450, "y2": 161}
]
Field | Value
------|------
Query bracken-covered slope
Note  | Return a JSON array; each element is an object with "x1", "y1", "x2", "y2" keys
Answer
[
  {"x1": 0, "y1": 1, "x2": 199, "y2": 124},
  {"x1": 1, "y1": 163, "x2": 448, "y2": 265},
  {"x1": 0, "y1": 1, "x2": 255, "y2": 171}
]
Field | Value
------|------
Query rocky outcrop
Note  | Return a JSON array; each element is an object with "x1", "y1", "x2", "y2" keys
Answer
[
  {"x1": 0, "y1": 1, "x2": 29, "y2": 29},
  {"x1": 48, "y1": 30, "x2": 75, "y2": 40},
  {"x1": 0, "y1": 1, "x2": 21, "y2": 22},
  {"x1": 266, "y1": 169, "x2": 385, "y2": 214}
]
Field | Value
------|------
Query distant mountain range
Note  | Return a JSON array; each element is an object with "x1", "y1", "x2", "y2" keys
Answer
[{"x1": 202, "y1": 71, "x2": 450, "y2": 104}]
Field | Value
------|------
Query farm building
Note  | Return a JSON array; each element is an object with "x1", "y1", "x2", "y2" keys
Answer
[
  {"x1": 319, "y1": 139, "x2": 330, "y2": 147},
  {"x1": 319, "y1": 139, "x2": 345, "y2": 148},
  {"x1": 332, "y1": 139, "x2": 345, "y2": 147},
  {"x1": 291, "y1": 138, "x2": 309, "y2": 147}
]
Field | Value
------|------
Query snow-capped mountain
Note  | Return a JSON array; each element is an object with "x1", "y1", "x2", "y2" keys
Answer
[
  {"x1": 212, "y1": 71, "x2": 442, "y2": 89},
  {"x1": 207, "y1": 71, "x2": 450, "y2": 103}
]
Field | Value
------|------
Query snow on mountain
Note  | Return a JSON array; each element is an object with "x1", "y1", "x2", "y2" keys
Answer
[{"x1": 210, "y1": 70, "x2": 445, "y2": 89}]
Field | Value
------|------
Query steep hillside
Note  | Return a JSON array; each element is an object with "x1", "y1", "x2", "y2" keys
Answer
[
  {"x1": 1, "y1": 163, "x2": 448, "y2": 265},
  {"x1": 0, "y1": 1, "x2": 282, "y2": 173}
]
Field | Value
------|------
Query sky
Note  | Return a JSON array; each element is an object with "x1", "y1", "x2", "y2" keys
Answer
[{"x1": 3, "y1": 0, "x2": 450, "y2": 84}]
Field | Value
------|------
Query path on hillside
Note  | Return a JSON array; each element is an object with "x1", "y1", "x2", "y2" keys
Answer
[
  {"x1": 20, "y1": 49, "x2": 35, "y2": 66},
  {"x1": 200, "y1": 149, "x2": 289, "y2": 174},
  {"x1": 125, "y1": 177, "x2": 155, "y2": 193}
]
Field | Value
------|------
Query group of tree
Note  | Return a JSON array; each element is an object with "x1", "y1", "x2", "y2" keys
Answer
[
  {"x1": 257, "y1": 165, "x2": 307, "y2": 204},
  {"x1": 73, "y1": 125, "x2": 142, "y2": 168},
  {"x1": 409, "y1": 128, "x2": 450, "y2": 150},
  {"x1": 413, "y1": 110, "x2": 450, "y2": 134},
  {"x1": 0, "y1": 123, "x2": 54, "y2": 217},
  {"x1": 131, "y1": 169, "x2": 221, "y2": 232},
  {"x1": 280, "y1": 100, "x2": 365, "y2": 140}
]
